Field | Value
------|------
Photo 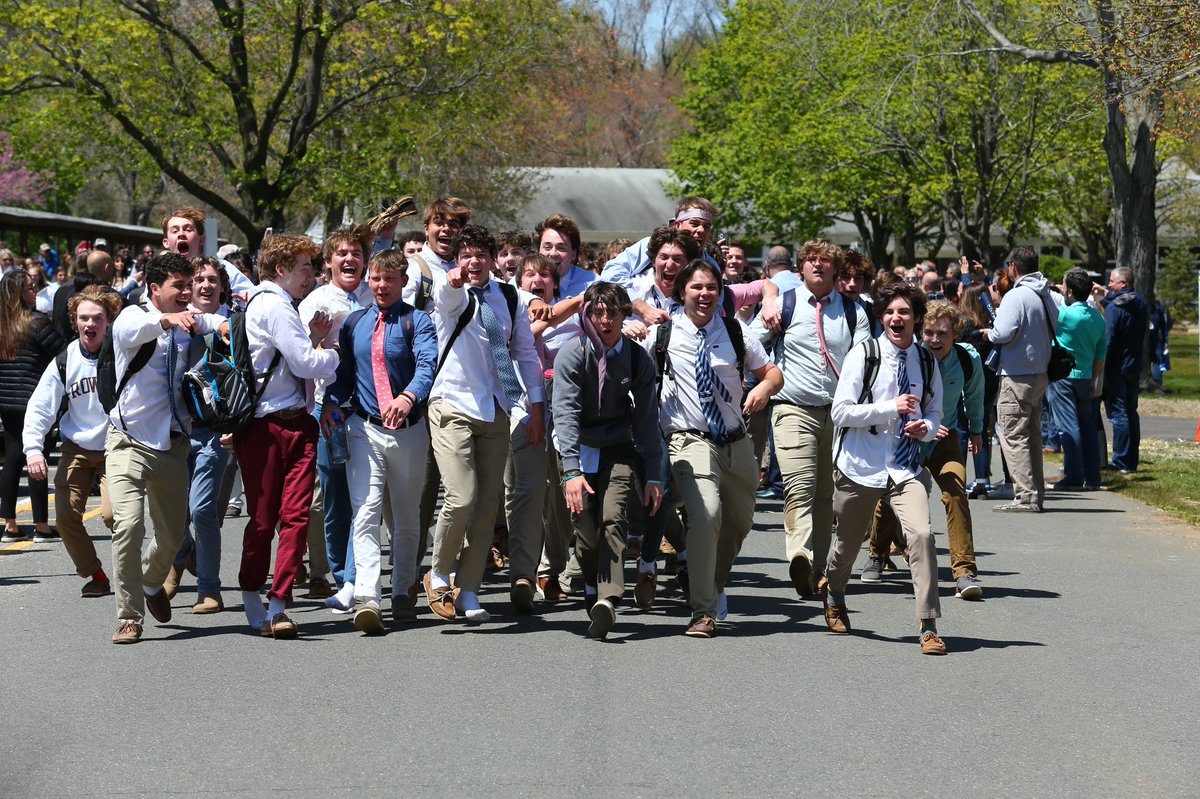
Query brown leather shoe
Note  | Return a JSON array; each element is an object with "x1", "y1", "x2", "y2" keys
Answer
[
  {"x1": 510, "y1": 578, "x2": 535, "y2": 613},
  {"x1": 145, "y1": 589, "x2": 172, "y2": 623},
  {"x1": 634, "y1": 571, "x2": 656, "y2": 609},
  {"x1": 537, "y1": 576, "x2": 568, "y2": 602},
  {"x1": 163, "y1": 563, "x2": 185, "y2": 600},
  {"x1": 920, "y1": 631, "x2": 947, "y2": 655},
  {"x1": 685, "y1": 615, "x2": 716, "y2": 638},
  {"x1": 789, "y1": 555, "x2": 814, "y2": 597},
  {"x1": 112, "y1": 620, "x2": 142, "y2": 644},
  {"x1": 192, "y1": 593, "x2": 224, "y2": 614},
  {"x1": 266, "y1": 612, "x2": 298, "y2": 639},
  {"x1": 424, "y1": 572, "x2": 457, "y2": 621},
  {"x1": 306, "y1": 575, "x2": 335, "y2": 599},
  {"x1": 824, "y1": 597, "x2": 851, "y2": 634},
  {"x1": 353, "y1": 604, "x2": 386, "y2": 635}
]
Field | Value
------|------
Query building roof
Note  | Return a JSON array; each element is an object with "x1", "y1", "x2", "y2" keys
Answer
[{"x1": 503, "y1": 167, "x2": 677, "y2": 242}]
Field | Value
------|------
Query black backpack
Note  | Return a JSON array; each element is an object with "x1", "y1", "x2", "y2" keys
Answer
[
  {"x1": 182, "y1": 293, "x2": 282, "y2": 433},
  {"x1": 772, "y1": 288, "x2": 861, "y2": 359},
  {"x1": 97, "y1": 306, "x2": 156, "y2": 415}
]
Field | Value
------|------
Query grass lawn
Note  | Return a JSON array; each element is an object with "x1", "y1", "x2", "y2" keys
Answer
[{"x1": 1099, "y1": 438, "x2": 1200, "y2": 527}]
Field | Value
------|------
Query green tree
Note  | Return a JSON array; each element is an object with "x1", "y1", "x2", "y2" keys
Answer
[{"x1": 0, "y1": 0, "x2": 565, "y2": 248}]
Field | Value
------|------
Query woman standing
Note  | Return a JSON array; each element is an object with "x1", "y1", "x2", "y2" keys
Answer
[{"x1": 0, "y1": 269, "x2": 67, "y2": 542}]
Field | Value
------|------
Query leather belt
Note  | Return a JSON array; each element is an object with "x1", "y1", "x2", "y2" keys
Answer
[
  {"x1": 675, "y1": 428, "x2": 747, "y2": 446},
  {"x1": 265, "y1": 408, "x2": 307, "y2": 421},
  {"x1": 355, "y1": 408, "x2": 417, "y2": 429}
]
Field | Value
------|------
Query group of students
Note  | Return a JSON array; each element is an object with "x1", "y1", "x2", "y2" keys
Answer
[{"x1": 6, "y1": 196, "x2": 1024, "y2": 657}]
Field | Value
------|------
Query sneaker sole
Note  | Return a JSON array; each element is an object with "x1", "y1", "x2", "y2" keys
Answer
[
  {"x1": 956, "y1": 584, "x2": 983, "y2": 600},
  {"x1": 588, "y1": 601, "x2": 616, "y2": 639},
  {"x1": 354, "y1": 608, "x2": 386, "y2": 635},
  {"x1": 860, "y1": 572, "x2": 883, "y2": 584}
]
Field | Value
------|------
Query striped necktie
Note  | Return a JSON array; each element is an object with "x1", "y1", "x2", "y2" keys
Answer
[
  {"x1": 695, "y1": 327, "x2": 731, "y2": 441},
  {"x1": 470, "y1": 287, "x2": 523, "y2": 406},
  {"x1": 895, "y1": 348, "x2": 920, "y2": 471}
]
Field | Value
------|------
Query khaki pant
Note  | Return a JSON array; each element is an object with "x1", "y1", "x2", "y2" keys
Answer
[
  {"x1": 669, "y1": 432, "x2": 758, "y2": 621},
  {"x1": 107, "y1": 428, "x2": 190, "y2": 622},
  {"x1": 54, "y1": 439, "x2": 113, "y2": 578},
  {"x1": 428, "y1": 399, "x2": 510, "y2": 594},
  {"x1": 772, "y1": 403, "x2": 835, "y2": 571},
  {"x1": 505, "y1": 415, "x2": 548, "y2": 584},
  {"x1": 572, "y1": 446, "x2": 638, "y2": 602},
  {"x1": 538, "y1": 450, "x2": 575, "y2": 579},
  {"x1": 872, "y1": 431, "x2": 977, "y2": 579},
  {"x1": 997, "y1": 374, "x2": 1049, "y2": 507},
  {"x1": 830, "y1": 471, "x2": 940, "y2": 620}
]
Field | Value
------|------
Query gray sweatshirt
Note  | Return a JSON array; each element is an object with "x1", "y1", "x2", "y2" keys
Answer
[
  {"x1": 551, "y1": 336, "x2": 664, "y2": 482},
  {"x1": 988, "y1": 272, "x2": 1059, "y2": 377}
]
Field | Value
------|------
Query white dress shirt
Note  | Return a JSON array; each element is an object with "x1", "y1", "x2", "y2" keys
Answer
[
  {"x1": 750, "y1": 285, "x2": 870, "y2": 406},
  {"x1": 540, "y1": 264, "x2": 598, "y2": 361},
  {"x1": 831, "y1": 335, "x2": 942, "y2": 488},
  {"x1": 626, "y1": 274, "x2": 681, "y2": 324},
  {"x1": 641, "y1": 314, "x2": 770, "y2": 436},
  {"x1": 429, "y1": 275, "x2": 545, "y2": 422},
  {"x1": 244, "y1": 282, "x2": 340, "y2": 416},
  {"x1": 109, "y1": 303, "x2": 226, "y2": 451},
  {"x1": 298, "y1": 281, "x2": 374, "y2": 404}
]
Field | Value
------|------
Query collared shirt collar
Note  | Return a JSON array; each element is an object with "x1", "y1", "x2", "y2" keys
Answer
[{"x1": 798, "y1": 281, "x2": 835, "y2": 305}]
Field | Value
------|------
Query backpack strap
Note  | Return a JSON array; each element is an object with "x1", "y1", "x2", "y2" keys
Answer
[
  {"x1": 55, "y1": 347, "x2": 71, "y2": 423},
  {"x1": 773, "y1": 289, "x2": 797, "y2": 360},
  {"x1": 117, "y1": 340, "x2": 157, "y2": 402},
  {"x1": 841, "y1": 292, "x2": 858, "y2": 342},
  {"x1": 953, "y1": 342, "x2": 973, "y2": 383},
  {"x1": 434, "y1": 295, "x2": 481, "y2": 378},
  {"x1": 234, "y1": 291, "x2": 283, "y2": 405},
  {"x1": 497, "y1": 281, "x2": 518, "y2": 334},
  {"x1": 721, "y1": 316, "x2": 746, "y2": 384},
  {"x1": 834, "y1": 338, "x2": 882, "y2": 463},
  {"x1": 407, "y1": 252, "x2": 435, "y2": 312},
  {"x1": 653, "y1": 319, "x2": 674, "y2": 405},
  {"x1": 917, "y1": 345, "x2": 935, "y2": 410}
]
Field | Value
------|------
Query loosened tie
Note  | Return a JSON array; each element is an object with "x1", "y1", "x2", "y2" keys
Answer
[
  {"x1": 695, "y1": 327, "x2": 731, "y2": 441},
  {"x1": 371, "y1": 311, "x2": 396, "y2": 428},
  {"x1": 471, "y1": 287, "x2": 524, "y2": 406},
  {"x1": 895, "y1": 348, "x2": 920, "y2": 472}
]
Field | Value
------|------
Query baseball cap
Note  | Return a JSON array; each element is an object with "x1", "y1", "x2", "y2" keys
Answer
[{"x1": 94, "y1": 237, "x2": 109, "y2": 251}]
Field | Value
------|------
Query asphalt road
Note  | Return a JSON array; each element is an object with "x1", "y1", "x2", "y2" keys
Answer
[{"x1": 1, "y1": 462, "x2": 1199, "y2": 798}]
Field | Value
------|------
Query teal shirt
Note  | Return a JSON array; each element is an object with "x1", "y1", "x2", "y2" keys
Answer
[
  {"x1": 1055, "y1": 302, "x2": 1107, "y2": 379},
  {"x1": 919, "y1": 342, "x2": 984, "y2": 461}
]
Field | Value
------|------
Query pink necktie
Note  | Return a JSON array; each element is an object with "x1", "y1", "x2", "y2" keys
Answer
[
  {"x1": 812, "y1": 297, "x2": 840, "y2": 379},
  {"x1": 371, "y1": 313, "x2": 396, "y2": 429}
]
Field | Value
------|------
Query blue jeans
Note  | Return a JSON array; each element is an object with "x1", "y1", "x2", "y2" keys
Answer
[
  {"x1": 174, "y1": 426, "x2": 230, "y2": 594},
  {"x1": 315, "y1": 402, "x2": 354, "y2": 587},
  {"x1": 1104, "y1": 372, "x2": 1141, "y2": 471},
  {"x1": 1047, "y1": 378, "x2": 1101, "y2": 487}
]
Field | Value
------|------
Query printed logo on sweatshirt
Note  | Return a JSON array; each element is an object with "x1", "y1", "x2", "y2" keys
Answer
[{"x1": 68, "y1": 377, "x2": 98, "y2": 400}]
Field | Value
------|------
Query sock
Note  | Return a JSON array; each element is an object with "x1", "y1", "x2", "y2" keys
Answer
[
  {"x1": 242, "y1": 591, "x2": 267, "y2": 629},
  {"x1": 267, "y1": 596, "x2": 286, "y2": 620},
  {"x1": 455, "y1": 590, "x2": 481, "y2": 612},
  {"x1": 638, "y1": 558, "x2": 656, "y2": 575},
  {"x1": 716, "y1": 590, "x2": 728, "y2": 621},
  {"x1": 677, "y1": 549, "x2": 688, "y2": 565},
  {"x1": 827, "y1": 590, "x2": 845, "y2": 607},
  {"x1": 145, "y1": 586, "x2": 163, "y2": 597},
  {"x1": 584, "y1": 585, "x2": 598, "y2": 598},
  {"x1": 430, "y1": 572, "x2": 450, "y2": 591},
  {"x1": 334, "y1": 581, "x2": 355, "y2": 606},
  {"x1": 91, "y1": 569, "x2": 108, "y2": 583},
  {"x1": 920, "y1": 620, "x2": 937, "y2": 636}
]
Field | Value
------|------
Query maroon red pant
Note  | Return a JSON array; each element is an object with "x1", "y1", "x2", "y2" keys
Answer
[{"x1": 233, "y1": 413, "x2": 318, "y2": 602}]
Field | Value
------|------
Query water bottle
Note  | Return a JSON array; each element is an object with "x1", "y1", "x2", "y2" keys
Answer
[{"x1": 327, "y1": 409, "x2": 350, "y2": 465}]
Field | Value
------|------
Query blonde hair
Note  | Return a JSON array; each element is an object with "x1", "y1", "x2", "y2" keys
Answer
[
  {"x1": 257, "y1": 234, "x2": 320, "y2": 282},
  {"x1": 923, "y1": 299, "x2": 964, "y2": 337}
]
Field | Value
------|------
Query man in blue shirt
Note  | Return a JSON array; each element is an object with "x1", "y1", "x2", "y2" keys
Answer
[
  {"x1": 321, "y1": 249, "x2": 438, "y2": 633},
  {"x1": 1101, "y1": 267, "x2": 1148, "y2": 473}
]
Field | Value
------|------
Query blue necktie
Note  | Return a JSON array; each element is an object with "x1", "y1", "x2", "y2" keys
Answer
[
  {"x1": 695, "y1": 327, "x2": 731, "y2": 441},
  {"x1": 347, "y1": 290, "x2": 363, "y2": 312},
  {"x1": 471, "y1": 287, "x2": 523, "y2": 406},
  {"x1": 895, "y1": 348, "x2": 920, "y2": 471}
]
